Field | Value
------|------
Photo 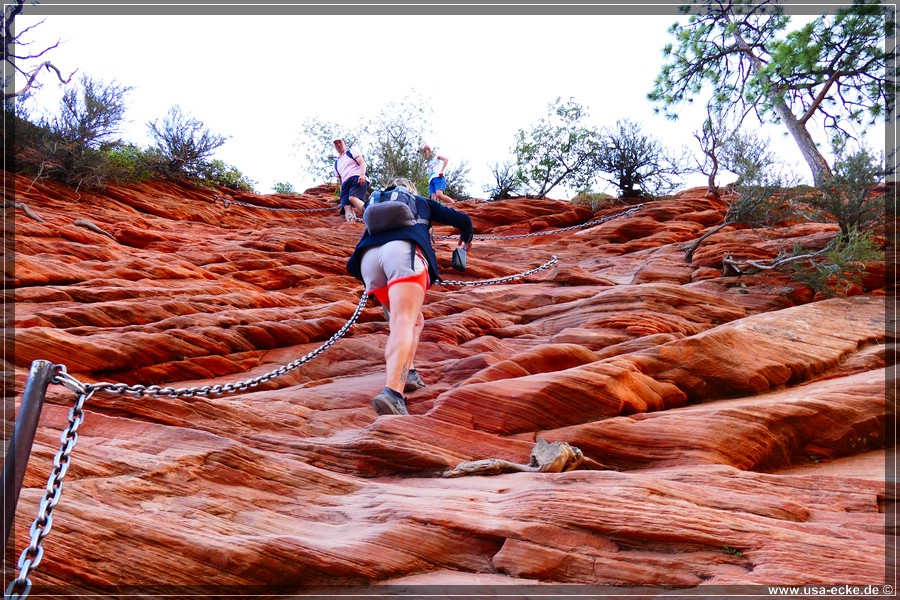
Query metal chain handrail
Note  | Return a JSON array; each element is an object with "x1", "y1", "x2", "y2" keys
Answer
[
  {"x1": 75, "y1": 290, "x2": 372, "y2": 400},
  {"x1": 4, "y1": 290, "x2": 372, "y2": 599},
  {"x1": 213, "y1": 195, "x2": 337, "y2": 214},
  {"x1": 433, "y1": 204, "x2": 644, "y2": 241},
  {"x1": 4, "y1": 255, "x2": 560, "y2": 598},
  {"x1": 5, "y1": 381, "x2": 92, "y2": 600},
  {"x1": 438, "y1": 256, "x2": 558, "y2": 287}
]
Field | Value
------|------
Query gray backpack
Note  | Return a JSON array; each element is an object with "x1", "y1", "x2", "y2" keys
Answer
[{"x1": 363, "y1": 187, "x2": 430, "y2": 234}]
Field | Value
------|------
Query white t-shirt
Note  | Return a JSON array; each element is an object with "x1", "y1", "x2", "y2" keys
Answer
[
  {"x1": 335, "y1": 146, "x2": 363, "y2": 181},
  {"x1": 428, "y1": 157, "x2": 444, "y2": 182}
]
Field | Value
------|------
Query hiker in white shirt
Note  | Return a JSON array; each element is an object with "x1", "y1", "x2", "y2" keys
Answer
[{"x1": 333, "y1": 137, "x2": 369, "y2": 221}]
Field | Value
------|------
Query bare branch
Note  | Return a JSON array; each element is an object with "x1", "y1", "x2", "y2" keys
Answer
[
  {"x1": 3, "y1": 60, "x2": 76, "y2": 100},
  {"x1": 725, "y1": 246, "x2": 830, "y2": 273}
]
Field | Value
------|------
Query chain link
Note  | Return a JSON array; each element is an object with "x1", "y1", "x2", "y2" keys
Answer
[
  {"x1": 212, "y1": 195, "x2": 337, "y2": 214},
  {"x1": 84, "y1": 290, "x2": 371, "y2": 400},
  {"x1": 438, "y1": 256, "x2": 558, "y2": 287},
  {"x1": 5, "y1": 374, "x2": 93, "y2": 600}
]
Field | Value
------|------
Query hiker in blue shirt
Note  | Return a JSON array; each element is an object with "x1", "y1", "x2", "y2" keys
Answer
[
  {"x1": 333, "y1": 137, "x2": 369, "y2": 222},
  {"x1": 347, "y1": 177, "x2": 473, "y2": 416}
]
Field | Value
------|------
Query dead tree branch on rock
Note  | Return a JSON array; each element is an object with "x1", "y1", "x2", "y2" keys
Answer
[
  {"x1": 73, "y1": 219, "x2": 116, "y2": 241},
  {"x1": 723, "y1": 248, "x2": 830, "y2": 274},
  {"x1": 2, "y1": 201, "x2": 43, "y2": 222},
  {"x1": 443, "y1": 439, "x2": 585, "y2": 478},
  {"x1": 723, "y1": 227, "x2": 883, "y2": 297}
]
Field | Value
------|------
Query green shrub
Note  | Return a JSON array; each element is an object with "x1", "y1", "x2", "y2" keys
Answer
[
  {"x1": 147, "y1": 105, "x2": 228, "y2": 178},
  {"x1": 15, "y1": 75, "x2": 134, "y2": 189},
  {"x1": 194, "y1": 159, "x2": 255, "y2": 192},
  {"x1": 571, "y1": 191, "x2": 616, "y2": 211},
  {"x1": 777, "y1": 228, "x2": 884, "y2": 297},
  {"x1": 812, "y1": 143, "x2": 887, "y2": 239},
  {"x1": 273, "y1": 181, "x2": 299, "y2": 195},
  {"x1": 484, "y1": 160, "x2": 524, "y2": 200},
  {"x1": 101, "y1": 144, "x2": 155, "y2": 183}
]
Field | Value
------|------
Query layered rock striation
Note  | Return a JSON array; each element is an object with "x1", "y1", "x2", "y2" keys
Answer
[{"x1": 4, "y1": 174, "x2": 892, "y2": 596}]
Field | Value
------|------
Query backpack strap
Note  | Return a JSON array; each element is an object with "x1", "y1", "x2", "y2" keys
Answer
[{"x1": 415, "y1": 195, "x2": 434, "y2": 230}]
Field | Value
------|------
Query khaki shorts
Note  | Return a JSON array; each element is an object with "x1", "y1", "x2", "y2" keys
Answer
[{"x1": 360, "y1": 240, "x2": 429, "y2": 304}]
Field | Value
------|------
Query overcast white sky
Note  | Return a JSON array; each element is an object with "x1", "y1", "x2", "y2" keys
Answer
[{"x1": 13, "y1": 6, "x2": 887, "y2": 197}]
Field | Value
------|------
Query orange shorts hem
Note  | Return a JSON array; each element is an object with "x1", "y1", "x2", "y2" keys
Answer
[{"x1": 371, "y1": 268, "x2": 429, "y2": 305}]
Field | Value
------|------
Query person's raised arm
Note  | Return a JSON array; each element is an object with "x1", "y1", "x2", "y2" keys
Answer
[
  {"x1": 437, "y1": 155, "x2": 449, "y2": 176},
  {"x1": 429, "y1": 200, "x2": 473, "y2": 250}
]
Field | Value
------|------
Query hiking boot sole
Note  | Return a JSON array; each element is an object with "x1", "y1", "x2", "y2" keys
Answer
[{"x1": 372, "y1": 391, "x2": 409, "y2": 416}]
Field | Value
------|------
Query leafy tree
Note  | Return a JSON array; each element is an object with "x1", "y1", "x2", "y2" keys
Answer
[
  {"x1": 595, "y1": 118, "x2": 688, "y2": 198},
  {"x1": 363, "y1": 97, "x2": 432, "y2": 188},
  {"x1": 295, "y1": 116, "x2": 352, "y2": 184},
  {"x1": 690, "y1": 106, "x2": 779, "y2": 194},
  {"x1": 513, "y1": 96, "x2": 602, "y2": 198},
  {"x1": 648, "y1": 0, "x2": 895, "y2": 187},
  {"x1": 294, "y1": 95, "x2": 470, "y2": 197},
  {"x1": 692, "y1": 104, "x2": 731, "y2": 197},
  {"x1": 2, "y1": 0, "x2": 75, "y2": 102},
  {"x1": 44, "y1": 74, "x2": 132, "y2": 157},
  {"x1": 691, "y1": 103, "x2": 768, "y2": 196},
  {"x1": 147, "y1": 105, "x2": 228, "y2": 177}
]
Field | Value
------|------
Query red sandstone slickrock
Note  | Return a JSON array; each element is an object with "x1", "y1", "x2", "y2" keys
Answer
[{"x1": 5, "y1": 174, "x2": 892, "y2": 597}]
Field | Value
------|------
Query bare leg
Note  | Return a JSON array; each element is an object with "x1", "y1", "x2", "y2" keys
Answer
[
  {"x1": 349, "y1": 195, "x2": 365, "y2": 212},
  {"x1": 435, "y1": 190, "x2": 455, "y2": 204},
  {"x1": 409, "y1": 311, "x2": 424, "y2": 362},
  {"x1": 383, "y1": 303, "x2": 425, "y2": 376},
  {"x1": 345, "y1": 195, "x2": 365, "y2": 221},
  {"x1": 383, "y1": 282, "x2": 426, "y2": 394}
]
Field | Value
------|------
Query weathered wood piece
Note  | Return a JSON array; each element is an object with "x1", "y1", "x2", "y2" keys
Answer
[{"x1": 443, "y1": 439, "x2": 583, "y2": 478}]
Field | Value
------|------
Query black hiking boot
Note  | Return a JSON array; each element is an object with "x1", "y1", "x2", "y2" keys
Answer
[
  {"x1": 371, "y1": 387, "x2": 410, "y2": 416},
  {"x1": 404, "y1": 369, "x2": 427, "y2": 393}
]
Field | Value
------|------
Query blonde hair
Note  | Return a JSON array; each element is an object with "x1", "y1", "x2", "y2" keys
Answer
[{"x1": 388, "y1": 177, "x2": 418, "y2": 195}]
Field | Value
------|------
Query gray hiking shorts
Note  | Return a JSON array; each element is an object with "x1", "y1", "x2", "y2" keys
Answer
[{"x1": 360, "y1": 240, "x2": 428, "y2": 304}]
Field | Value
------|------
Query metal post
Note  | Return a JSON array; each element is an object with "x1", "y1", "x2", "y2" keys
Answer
[{"x1": 3, "y1": 360, "x2": 54, "y2": 551}]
